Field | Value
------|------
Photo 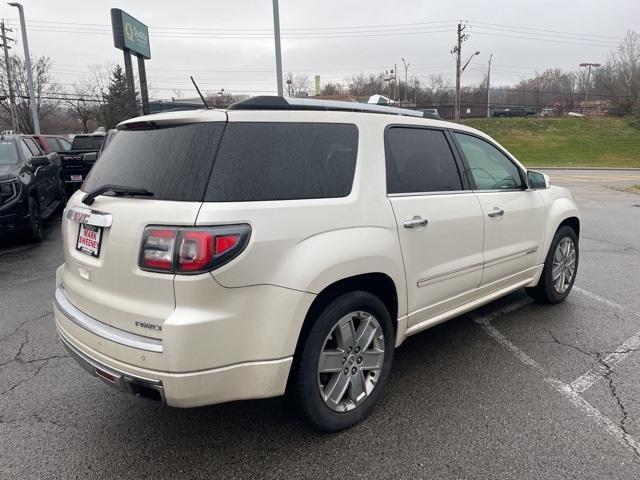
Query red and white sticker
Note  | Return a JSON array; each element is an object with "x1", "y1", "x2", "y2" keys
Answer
[{"x1": 76, "y1": 223, "x2": 102, "y2": 257}]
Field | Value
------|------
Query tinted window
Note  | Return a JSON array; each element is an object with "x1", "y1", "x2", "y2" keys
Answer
[
  {"x1": 84, "y1": 123, "x2": 225, "y2": 201},
  {"x1": 454, "y1": 133, "x2": 523, "y2": 190},
  {"x1": 72, "y1": 136, "x2": 105, "y2": 150},
  {"x1": 58, "y1": 138, "x2": 72, "y2": 150},
  {"x1": 385, "y1": 127, "x2": 462, "y2": 193},
  {"x1": 19, "y1": 140, "x2": 35, "y2": 160},
  {"x1": 205, "y1": 122, "x2": 358, "y2": 202},
  {"x1": 45, "y1": 137, "x2": 62, "y2": 152},
  {"x1": 23, "y1": 138, "x2": 42, "y2": 156},
  {"x1": 0, "y1": 141, "x2": 19, "y2": 165}
]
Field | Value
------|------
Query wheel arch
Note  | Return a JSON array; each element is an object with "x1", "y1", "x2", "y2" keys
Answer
[{"x1": 293, "y1": 272, "x2": 399, "y2": 360}]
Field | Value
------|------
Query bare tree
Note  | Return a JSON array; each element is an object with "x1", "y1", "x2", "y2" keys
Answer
[
  {"x1": 0, "y1": 55, "x2": 61, "y2": 133},
  {"x1": 597, "y1": 30, "x2": 640, "y2": 113},
  {"x1": 284, "y1": 72, "x2": 311, "y2": 96},
  {"x1": 66, "y1": 82, "x2": 99, "y2": 133}
]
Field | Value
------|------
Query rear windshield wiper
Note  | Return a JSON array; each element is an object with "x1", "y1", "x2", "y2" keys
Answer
[{"x1": 82, "y1": 184, "x2": 154, "y2": 206}]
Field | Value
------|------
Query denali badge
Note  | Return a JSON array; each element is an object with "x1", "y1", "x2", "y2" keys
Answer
[{"x1": 135, "y1": 321, "x2": 162, "y2": 332}]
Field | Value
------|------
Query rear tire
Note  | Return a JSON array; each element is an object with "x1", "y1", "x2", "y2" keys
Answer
[
  {"x1": 290, "y1": 291, "x2": 394, "y2": 432},
  {"x1": 526, "y1": 225, "x2": 578, "y2": 304},
  {"x1": 27, "y1": 197, "x2": 43, "y2": 243}
]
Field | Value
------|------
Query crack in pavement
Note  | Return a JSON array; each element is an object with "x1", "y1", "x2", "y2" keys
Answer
[
  {"x1": 0, "y1": 310, "x2": 53, "y2": 344},
  {"x1": 581, "y1": 235, "x2": 640, "y2": 253},
  {"x1": 546, "y1": 330, "x2": 640, "y2": 457}
]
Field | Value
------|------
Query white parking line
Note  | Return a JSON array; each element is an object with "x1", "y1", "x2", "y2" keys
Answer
[
  {"x1": 570, "y1": 287, "x2": 640, "y2": 393},
  {"x1": 473, "y1": 290, "x2": 640, "y2": 457}
]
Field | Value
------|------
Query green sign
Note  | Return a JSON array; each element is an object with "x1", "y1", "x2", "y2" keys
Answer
[{"x1": 111, "y1": 9, "x2": 151, "y2": 59}]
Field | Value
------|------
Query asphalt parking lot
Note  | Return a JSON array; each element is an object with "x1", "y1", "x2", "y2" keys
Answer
[{"x1": 1, "y1": 169, "x2": 639, "y2": 479}]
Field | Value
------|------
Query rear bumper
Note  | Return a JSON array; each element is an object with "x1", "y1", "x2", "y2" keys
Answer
[
  {"x1": 53, "y1": 273, "x2": 312, "y2": 407},
  {"x1": 56, "y1": 316, "x2": 294, "y2": 407}
]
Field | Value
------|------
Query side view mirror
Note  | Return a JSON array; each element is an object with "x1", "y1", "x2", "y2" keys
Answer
[
  {"x1": 29, "y1": 155, "x2": 51, "y2": 168},
  {"x1": 83, "y1": 152, "x2": 98, "y2": 162},
  {"x1": 527, "y1": 170, "x2": 550, "y2": 189}
]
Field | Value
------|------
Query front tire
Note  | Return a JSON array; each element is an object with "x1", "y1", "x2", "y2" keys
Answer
[
  {"x1": 526, "y1": 225, "x2": 578, "y2": 304},
  {"x1": 27, "y1": 197, "x2": 43, "y2": 243},
  {"x1": 290, "y1": 291, "x2": 394, "y2": 431}
]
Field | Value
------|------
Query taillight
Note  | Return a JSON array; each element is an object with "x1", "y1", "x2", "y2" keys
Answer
[{"x1": 139, "y1": 224, "x2": 250, "y2": 274}]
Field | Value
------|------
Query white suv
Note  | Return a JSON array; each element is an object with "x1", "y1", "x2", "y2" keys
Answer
[{"x1": 54, "y1": 97, "x2": 580, "y2": 431}]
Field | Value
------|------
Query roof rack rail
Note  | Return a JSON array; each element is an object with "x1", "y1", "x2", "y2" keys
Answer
[{"x1": 227, "y1": 96, "x2": 425, "y2": 118}]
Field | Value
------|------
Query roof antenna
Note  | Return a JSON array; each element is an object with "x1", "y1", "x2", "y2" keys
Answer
[{"x1": 190, "y1": 76, "x2": 210, "y2": 108}]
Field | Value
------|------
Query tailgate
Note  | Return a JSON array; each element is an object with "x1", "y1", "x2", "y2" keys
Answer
[{"x1": 60, "y1": 194, "x2": 201, "y2": 339}]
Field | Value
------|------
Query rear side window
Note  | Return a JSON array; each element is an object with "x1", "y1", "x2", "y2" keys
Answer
[
  {"x1": 385, "y1": 127, "x2": 462, "y2": 193},
  {"x1": 84, "y1": 123, "x2": 225, "y2": 201},
  {"x1": 205, "y1": 122, "x2": 358, "y2": 202},
  {"x1": 23, "y1": 138, "x2": 42, "y2": 156}
]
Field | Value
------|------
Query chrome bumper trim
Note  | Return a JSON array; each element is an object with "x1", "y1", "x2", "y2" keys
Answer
[
  {"x1": 57, "y1": 326, "x2": 166, "y2": 403},
  {"x1": 54, "y1": 286, "x2": 163, "y2": 353}
]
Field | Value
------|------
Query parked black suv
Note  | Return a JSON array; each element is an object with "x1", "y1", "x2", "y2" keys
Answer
[
  {"x1": 0, "y1": 135, "x2": 65, "y2": 241},
  {"x1": 60, "y1": 133, "x2": 106, "y2": 196}
]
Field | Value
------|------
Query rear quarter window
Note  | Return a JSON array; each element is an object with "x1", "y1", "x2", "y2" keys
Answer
[{"x1": 204, "y1": 122, "x2": 358, "y2": 202}]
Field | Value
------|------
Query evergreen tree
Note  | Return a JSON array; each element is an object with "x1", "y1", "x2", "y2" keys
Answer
[{"x1": 98, "y1": 65, "x2": 139, "y2": 128}]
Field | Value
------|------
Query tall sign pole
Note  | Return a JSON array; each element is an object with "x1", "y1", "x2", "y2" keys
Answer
[
  {"x1": 0, "y1": 20, "x2": 18, "y2": 132},
  {"x1": 272, "y1": 0, "x2": 284, "y2": 96},
  {"x1": 111, "y1": 9, "x2": 151, "y2": 115},
  {"x1": 8, "y1": 2, "x2": 39, "y2": 134},
  {"x1": 486, "y1": 54, "x2": 492, "y2": 118}
]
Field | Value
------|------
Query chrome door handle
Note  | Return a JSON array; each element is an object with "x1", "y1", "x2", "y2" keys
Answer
[
  {"x1": 488, "y1": 207, "x2": 504, "y2": 218},
  {"x1": 403, "y1": 216, "x2": 429, "y2": 229}
]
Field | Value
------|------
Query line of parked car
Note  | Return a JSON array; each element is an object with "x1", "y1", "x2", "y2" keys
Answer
[{"x1": 0, "y1": 131, "x2": 106, "y2": 242}]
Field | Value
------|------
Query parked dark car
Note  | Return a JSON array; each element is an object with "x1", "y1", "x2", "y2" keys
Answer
[
  {"x1": 492, "y1": 107, "x2": 537, "y2": 117},
  {"x1": 32, "y1": 134, "x2": 72, "y2": 154},
  {"x1": 60, "y1": 133, "x2": 106, "y2": 196},
  {"x1": 0, "y1": 134, "x2": 65, "y2": 241},
  {"x1": 418, "y1": 108, "x2": 443, "y2": 120}
]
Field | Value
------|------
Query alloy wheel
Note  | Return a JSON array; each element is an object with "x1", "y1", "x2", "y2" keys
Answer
[
  {"x1": 317, "y1": 311, "x2": 385, "y2": 412},
  {"x1": 552, "y1": 237, "x2": 576, "y2": 294}
]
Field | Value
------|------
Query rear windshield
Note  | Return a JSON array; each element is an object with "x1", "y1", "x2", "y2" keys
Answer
[
  {"x1": 83, "y1": 122, "x2": 358, "y2": 203},
  {"x1": 205, "y1": 122, "x2": 358, "y2": 202},
  {"x1": 83, "y1": 123, "x2": 225, "y2": 201},
  {"x1": 0, "y1": 141, "x2": 19, "y2": 165},
  {"x1": 72, "y1": 136, "x2": 105, "y2": 150}
]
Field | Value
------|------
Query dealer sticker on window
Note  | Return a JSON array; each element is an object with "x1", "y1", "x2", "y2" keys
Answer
[{"x1": 76, "y1": 223, "x2": 103, "y2": 257}]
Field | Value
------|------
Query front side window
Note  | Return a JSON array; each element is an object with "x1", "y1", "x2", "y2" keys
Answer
[
  {"x1": 385, "y1": 127, "x2": 462, "y2": 194},
  {"x1": 205, "y1": 122, "x2": 358, "y2": 202},
  {"x1": 46, "y1": 137, "x2": 62, "y2": 152},
  {"x1": 453, "y1": 133, "x2": 523, "y2": 190}
]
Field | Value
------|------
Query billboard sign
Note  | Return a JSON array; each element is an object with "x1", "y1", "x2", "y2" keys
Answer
[{"x1": 111, "y1": 8, "x2": 151, "y2": 59}]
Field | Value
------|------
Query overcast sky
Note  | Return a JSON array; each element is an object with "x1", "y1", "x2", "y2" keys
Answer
[{"x1": 0, "y1": 0, "x2": 637, "y2": 99}]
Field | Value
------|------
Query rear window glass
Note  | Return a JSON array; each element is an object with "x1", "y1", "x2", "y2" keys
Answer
[
  {"x1": 0, "y1": 141, "x2": 18, "y2": 165},
  {"x1": 205, "y1": 122, "x2": 358, "y2": 202},
  {"x1": 72, "y1": 136, "x2": 105, "y2": 150},
  {"x1": 45, "y1": 137, "x2": 61, "y2": 152},
  {"x1": 83, "y1": 123, "x2": 225, "y2": 201}
]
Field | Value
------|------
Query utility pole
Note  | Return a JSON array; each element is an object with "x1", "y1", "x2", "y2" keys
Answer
[
  {"x1": 579, "y1": 62, "x2": 601, "y2": 115},
  {"x1": 394, "y1": 62, "x2": 398, "y2": 103},
  {"x1": 486, "y1": 54, "x2": 492, "y2": 118},
  {"x1": 452, "y1": 22, "x2": 465, "y2": 122},
  {"x1": 0, "y1": 20, "x2": 18, "y2": 132},
  {"x1": 272, "y1": 0, "x2": 283, "y2": 96},
  {"x1": 401, "y1": 57, "x2": 409, "y2": 106},
  {"x1": 451, "y1": 22, "x2": 479, "y2": 122},
  {"x1": 8, "y1": 2, "x2": 39, "y2": 134}
]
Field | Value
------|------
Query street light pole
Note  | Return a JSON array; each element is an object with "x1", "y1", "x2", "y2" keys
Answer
[
  {"x1": 579, "y1": 62, "x2": 601, "y2": 115},
  {"x1": 272, "y1": 0, "x2": 283, "y2": 96},
  {"x1": 8, "y1": 2, "x2": 39, "y2": 134}
]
